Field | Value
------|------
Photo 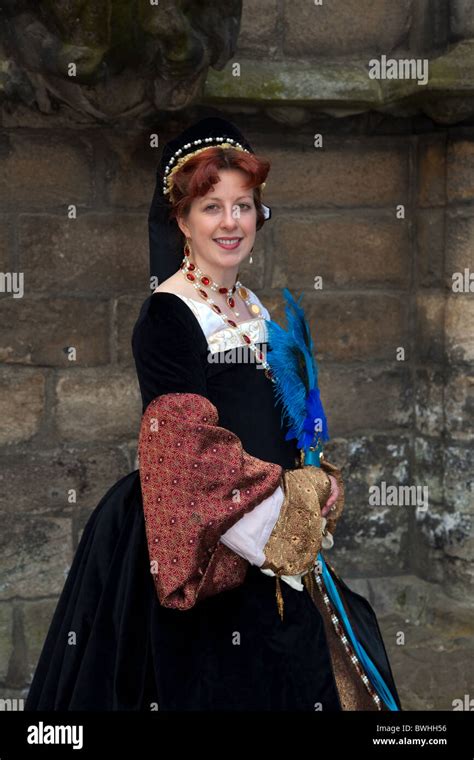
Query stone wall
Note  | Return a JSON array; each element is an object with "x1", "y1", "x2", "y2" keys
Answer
[{"x1": 0, "y1": 0, "x2": 473, "y2": 709}]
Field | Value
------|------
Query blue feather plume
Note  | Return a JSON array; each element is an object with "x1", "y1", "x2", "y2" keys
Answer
[{"x1": 266, "y1": 288, "x2": 329, "y2": 456}]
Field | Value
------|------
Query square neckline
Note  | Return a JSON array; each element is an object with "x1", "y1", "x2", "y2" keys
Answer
[{"x1": 150, "y1": 289, "x2": 267, "y2": 328}]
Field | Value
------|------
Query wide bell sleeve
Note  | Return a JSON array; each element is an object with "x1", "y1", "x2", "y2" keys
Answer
[
  {"x1": 132, "y1": 294, "x2": 283, "y2": 610},
  {"x1": 138, "y1": 393, "x2": 283, "y2": 610}
]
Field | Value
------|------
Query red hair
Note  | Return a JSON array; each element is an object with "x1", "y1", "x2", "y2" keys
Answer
[{"x1": 168, "y1": 146, "x2": 270, "y2": 231}]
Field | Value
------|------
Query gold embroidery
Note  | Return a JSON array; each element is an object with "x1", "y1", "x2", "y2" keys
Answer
[
  {"x1": 207, "y1": 319, "x2": 267, "y2": 354},
  {"x1": 261, "y1": 467, "x2": 330, "y2": 577}
]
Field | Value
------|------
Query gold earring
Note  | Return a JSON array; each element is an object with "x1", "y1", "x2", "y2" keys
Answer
[{"x1": 184, "y1": 240, "x2": 191, "y2": 257}]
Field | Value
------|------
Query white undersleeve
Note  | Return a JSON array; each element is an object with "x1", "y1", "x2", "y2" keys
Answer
[{"x1": 219, "y1": 483, "x2": 284, "y2": 566}]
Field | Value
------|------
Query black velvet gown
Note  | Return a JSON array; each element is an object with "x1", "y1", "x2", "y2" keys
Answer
[{"x1": 24, "y1": 292, "x2": 402, "y2": 711}]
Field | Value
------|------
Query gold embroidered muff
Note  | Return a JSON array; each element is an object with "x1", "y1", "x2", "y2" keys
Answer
[{"x1": 260, "y1": 465, "x2": 331, "y2": 576}]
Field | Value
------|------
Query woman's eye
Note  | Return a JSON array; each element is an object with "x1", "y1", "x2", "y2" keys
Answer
[{"x1": 203, "y1": 203, "x2": 252, "y2": 211}]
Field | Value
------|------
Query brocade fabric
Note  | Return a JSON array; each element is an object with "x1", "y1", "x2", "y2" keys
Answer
[{"x1": 138, "y1": 392, "x2": 282, "y2": 609}]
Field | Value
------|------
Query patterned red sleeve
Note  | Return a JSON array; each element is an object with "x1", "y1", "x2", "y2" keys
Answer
[{"x1": 138, "y1": 391, "x2": 283, "y2": 610}]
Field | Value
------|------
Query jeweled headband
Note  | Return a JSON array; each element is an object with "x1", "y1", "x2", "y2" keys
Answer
[{"x1": 162, "y1": 136, "x2": 266, "y2": 199}]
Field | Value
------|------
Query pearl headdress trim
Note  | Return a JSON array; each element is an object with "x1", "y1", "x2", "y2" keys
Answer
[{"x1": 162, "y1": 136, "x2": 266, "y2": 198}]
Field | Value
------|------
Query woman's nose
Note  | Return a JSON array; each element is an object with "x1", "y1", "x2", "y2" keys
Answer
[{"x1": 220, "y1": 206, "x2": 239, "y2": 229}]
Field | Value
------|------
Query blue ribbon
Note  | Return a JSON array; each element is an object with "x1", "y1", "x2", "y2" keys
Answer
[{"x1": 317, "y1": 553, "x2": 400, "y2": 711}]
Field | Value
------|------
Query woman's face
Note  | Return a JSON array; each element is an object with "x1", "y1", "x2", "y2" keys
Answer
[{"x1": 177, "y1": 169, "x2": 257, "y2": 272}]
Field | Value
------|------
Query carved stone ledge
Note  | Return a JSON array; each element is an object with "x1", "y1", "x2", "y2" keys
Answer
[{"x1": 204, "y1": 41, "x2": 474, "y2": 126}]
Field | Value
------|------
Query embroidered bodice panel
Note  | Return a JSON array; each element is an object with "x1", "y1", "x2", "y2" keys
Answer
[{"x1": 172, "y1": 290, "x2": 270, "y2": 354}]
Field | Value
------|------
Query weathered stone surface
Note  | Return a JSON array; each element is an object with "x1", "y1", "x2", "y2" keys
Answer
[
  {"x1": 0, "y1": 133, "x2": 93, "y2": 207},
  {"x1": 239, "y1": 0, "x2": 279, "y2": 51},
  {"x1": 55, "y1": 368, "x2": 141, "y2": 442},
  {"x1": 415, "y1": 209, "x2": 446, "y2": 288},
  {"x1": 344, "y1": 574, "x2": 474, "y2": 709},
  {"x1": 0, "y1": 297, "x2": 110, "y2": 366},
  {"x1": 272, "y1": 214, "x2": 410, "y2": 289},
  {"x1": 0, "y1": 514, "x2": 72, "y2": 600},
  {"x1": 380, "y1": 612, "x2": 473, "y2": 711},
  {"x1": 0, "y1": 446, "x2": 131, "y2": 515},
  {"x1": 0, "y1": 602, "x2": 13, "y2": 683},
  {"x1": 425, "y1": 40, "x2": 474, "y2": 123},
  {"x1": 255, "y1": 141, "x2": 409, "y2": 207},
  {"x1": 417, "y1": 137, "x2": 447, "y2": 207},
  {"x1": 21, "y1": 599, "x2": 60, "y2": 684},
  {"x1": 445, "y1": 210, "x2": 474, "y2": 295},
  {"x1": 18, "y1": 215, "x2": 148, "y2": 295},
  {"x1": 206, "y1": 41, "x2": 474, "y2": 124},
  {"x1": 0, "y1": 368, "x2": 45, "y2": 445},
  {"x1": 105, "y1": 133, "x2": 160, "y2": 209},
  {"x1": 282, "y1": 0, "x2": 412, "y2": 58},
  {"x1": 447, "y1": 138, "x2": 474, "y2": 202},
  {"x1": 445, "y1": 295, "x2": 474, "y2": 364},
  {"x1": 300, "y1": 295, "x2": 409, "y2": 363},
  {"x1": 416, "y1": 292, "x2": 446, "y2": 363},
  {"x1": 321, "y1": 436, "x2": 410, "y2": 576},
  {"x1": 414, "y1": 434, "x2": 445, "y2": 506},
  {"x1": 450, "y1": 0, "x2": 474, "y2": 39},
  {"x1": 444, "y1": 445, "x2": 474, "y2": 513},
  {"x1": 0, "y1": 217, "x2": 10, "y2": 269},
  {"x1": 444, "y1": 367, "x2": 474, "y2": 439},
  {"x1": 415, "y1": 368, "x2": 445, "y2": 438}
]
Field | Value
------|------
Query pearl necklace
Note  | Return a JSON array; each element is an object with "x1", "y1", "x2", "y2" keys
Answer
[{"x1": 179, "y1": 255, "x2": 275, "y2": 382}]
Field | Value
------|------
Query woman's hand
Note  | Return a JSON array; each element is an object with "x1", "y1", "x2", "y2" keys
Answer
[
  {"x1": 321, "y1": 473, "x2": 340, "y2": 517},
  {"x1": 319, "y1": 457, "x2": 345, "y2": 535}
]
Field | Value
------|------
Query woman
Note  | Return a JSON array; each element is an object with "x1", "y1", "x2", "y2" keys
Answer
[{"x1": 24, "y1": 117, "x2": 402, "y2": 711}]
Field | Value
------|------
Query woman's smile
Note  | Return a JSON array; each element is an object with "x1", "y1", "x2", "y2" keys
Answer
[{"x1": 213, "y1": 236, "x2": 243, "y2": 250}]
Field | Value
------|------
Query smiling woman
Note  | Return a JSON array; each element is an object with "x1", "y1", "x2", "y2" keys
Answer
[
  {"x1": 166, "y1": 145, "x2": 269, "y2": 308},
  {"x1": 153, "y1": 143, "x2": 271, "y2": 321},
  {"x1": 24, "y1": 116, "x2": 402, "y2": 712},
  {"x1": 175, "y1": 167, "x2": 259, "y2": 291}
]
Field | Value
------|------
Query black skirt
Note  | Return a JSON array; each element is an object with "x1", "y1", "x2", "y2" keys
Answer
[{"x1": 24, "y1": 469, "x2": 402, "y2": 711}]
